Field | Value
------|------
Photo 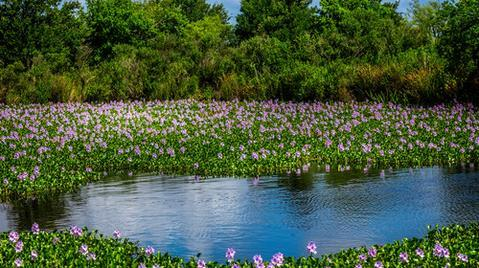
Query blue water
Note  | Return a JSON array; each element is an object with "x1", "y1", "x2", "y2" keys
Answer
[{"x1": 1, "y1": 166, "x2": 479, "y2": 262}]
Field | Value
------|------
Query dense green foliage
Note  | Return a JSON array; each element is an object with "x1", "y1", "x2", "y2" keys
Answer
[
  {"x1": 1, "y1": 100, "x2": 478, "y2": 200},
  {"x1": 1, "y1": 223, "x2": 478, "y2": 267},
  {"x1": 0, "y1": 0, "x2": 478, "y2": 104}
]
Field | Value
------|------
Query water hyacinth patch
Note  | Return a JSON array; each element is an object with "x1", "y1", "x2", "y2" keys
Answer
[
  {"x1": 0, "y1": 101, "x2": 479, "y2": 201},
  {"x1": 0, "y1": 223, "x2": 477, "y2": 267}
]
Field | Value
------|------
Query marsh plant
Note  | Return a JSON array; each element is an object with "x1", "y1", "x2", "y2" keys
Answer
[
  {"x1": 0, "y1": 100, "x2": 478, "y2": 201},
  {"x1": 0, "y1": 223, "x2": 477, "y2": 267}
]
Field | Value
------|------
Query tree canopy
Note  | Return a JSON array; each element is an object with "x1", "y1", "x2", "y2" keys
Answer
[{"x1": 0, "y1": 0, "x2": 478, "y2": 104}]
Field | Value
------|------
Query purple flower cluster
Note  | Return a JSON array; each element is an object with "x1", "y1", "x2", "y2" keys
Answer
[
  {"x1": 70, "y1": 225, "x2": 83, "y2": 237},
  {"x1": 31, "y1": 222, "x2": 40, "y2": 234},
  {"x1": 145, "y1": 246, "x2": 155, "y2": 256},
  {"x1": 433, "y1": 243, "x2": 450, "y2": 258}
]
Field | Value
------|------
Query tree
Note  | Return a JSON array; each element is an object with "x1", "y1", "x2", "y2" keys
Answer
[
  {"x1": 317, "y1": 0, "x2": 406, "y2": 61},
  {"x1": 438, "y1": 0, "x2": 479, "y2": 97},
  {"x1": 85, "y1": 0, "x2": 158, "y2": 63},
  {"x1": 409, "y1": 0, "x2": 442, "y2": 45},
  {"x1": 0, "y1": 0, "x2": 84, "y2": 69},
  {"x1": 235, "y1": 0, "x2": 316, "y2": 41}
]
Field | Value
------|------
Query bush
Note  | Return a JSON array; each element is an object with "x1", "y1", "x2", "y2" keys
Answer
[{"x1": 348, "y1": 48, "x2": 451, "y2": 104}]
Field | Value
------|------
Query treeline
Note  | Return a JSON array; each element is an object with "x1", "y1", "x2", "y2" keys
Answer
[{"x1": 0, "y1": 0, "x2": 478, "y2": 104}]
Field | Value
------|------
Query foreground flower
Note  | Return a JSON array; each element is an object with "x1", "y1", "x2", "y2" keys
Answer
[
  {"x1": 374, "y1": 261, "x2": 383, "y2": 268},
  {"x1": 31, "y1": 223, "x2": 40, "y2": 234},
  {"x1": 457, "y1": 253, "x2": 468, "y2": 262},
  {"x1": 113, "y1": 229, "x2": 121, "y2": 239},
  {"x1": 87, "y1": 252, "x2": 96, "y2": 261},
  {"x1": 15, "y1": 240, "x2": 23, "y2": 253},
  {"x1": 253, "y1": 255, "x2": 263, "y2": 266},
  {"x1": 9, "y1": 231, "x2": 19, "y2": 243},
  {"x1": 358, "y1": 254, "x2": 367, "y2": 262},
  {"x1": 307, "y1": 241, "x2": 317, "y2": 254},
  {"x1": 399, "y1": 252, "x2": 408, "y2": 263},
  {"x1": 31, "y1": 250, "x2": 38, "y2": 261},
  {"x1": 226, "y1": 248, "x2": 236, "y2": 262},
  {"x1": 197, "y1": 259, "x2": 206, "y2": 268},
  {"x1": 368, "y1": 247, "x2": 377, "y2": 257},
  {"x1": 434, "y1": 243, "x2": 450, "y2": 258},
  {"x1": 14, "y1": 258, "x2": 22, "y2": 267},
  {"x1": 79, "y1": 244, "x2": 88, "y2": 255},
  {"x1": 270, "y1": 252, "x2": 284, "y2": 266},
  {"x1": 416, "y1": 248, "x2": 425, "y2": 258},
  {"x1": 145, "y1": 246, "x2": 155, "y2": 256},
  {"x1": 70, "y1": 225, "x2": 83, "y2": 237}
]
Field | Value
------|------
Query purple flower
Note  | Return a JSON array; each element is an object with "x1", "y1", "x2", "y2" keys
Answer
[
  {"x1": 113, "y1": 230, "x2": 121, "y2": 239},
  {"x1": 138, "y1": 263, "x2": 146, "y2": 268},
  {"x1": 374, "y1": 261, "x2": 383, "y2": 268},
  {"x1": 358, "y1": 254, "x2": 367, "y2": 262},
  {"x1": 368, "y1": 247, "x2": 377, "y2": 257},
  {"x1": 52, "y1": 237, "x2": 60, "y2": 245},
  {"x1": 87, "y1": 252, "x2": 96, "y2": 261},
  {"x1": 270, "y1": 252, "x2": 284, "y2": 266},
  {"x1": 14, "y1": 258, "x2": 22, "y2": 267},
  {"x1": 457, "y1": 253, "x2": 468, "y2": 262},
  {"x1": 217, "y1": 152, "x2": 223, "y2": 159},
  {"x1": 31, "y1": 223, "x2": 40, "y2": 234},
  {"x1": 17, "y1": 172, "x2": 28, "y2": 181},
  {"x1": 307, "y1": 241, "x2": 317, "y2": 254},
  {"x1": 31, "y1": 250, "x2": 38, "y2": 261},
  {"x1": 416, "y1": 248, "x2": 424, "y2": 258},
  {"x1": 79, "y1": 244, "x2": 88, "y2": 255},
  {"x1": 355, "y1": 265, "x2": 362, "y2": 268},
  {"x1": 225, "y1": 248, "x2": 236, "y2": 262},
  {"x1": 145, "y1": 246, "x2": 155, "y2": 256},
  {"x1": 15, "y1": 240, "x2": 23, "y2": 253},
  {"x1": 253, "y1": 255, "x2": 263, "y2": 265},
  {"x1": 399, "y1": 252, "x2": 408, "y2": 263},
  {"x1": 9, "y1": 231, "x2": 19, "y2": 243},
  {"x1": 70, "y1": 225, "x2": 83, "y2": 237},
  {"x1": 434, "y1": 243, "x2": 450, "y2": 258},
  {"x1": 197, "y1": 259, "x2": 206, "y2": 268}
]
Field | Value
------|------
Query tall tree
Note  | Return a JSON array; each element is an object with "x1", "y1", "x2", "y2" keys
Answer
[
  {"x1": 235, "y1": 0, "x2": 316, "y2": 41},
  {"x1": 85, "y1": 0, "x2": 158, "y2": 63},
  {"x1": 0, "y1": 0, "x2": 84, "y2": 69},
  {"x1": 317, "y1": 0, "x2": 406, "y2": 61},
  {"x1": 438, "y1": 0, "x2": 479, "y2": 96}
]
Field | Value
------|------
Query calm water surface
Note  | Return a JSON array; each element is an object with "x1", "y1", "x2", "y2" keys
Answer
[{"x1": 1, "y1": 167, "x2": 479, "y2": 261}]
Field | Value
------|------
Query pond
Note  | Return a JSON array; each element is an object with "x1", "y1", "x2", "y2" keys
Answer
[{"x1": 1, "y1": 166, "x2": 479, "y2": 262}]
